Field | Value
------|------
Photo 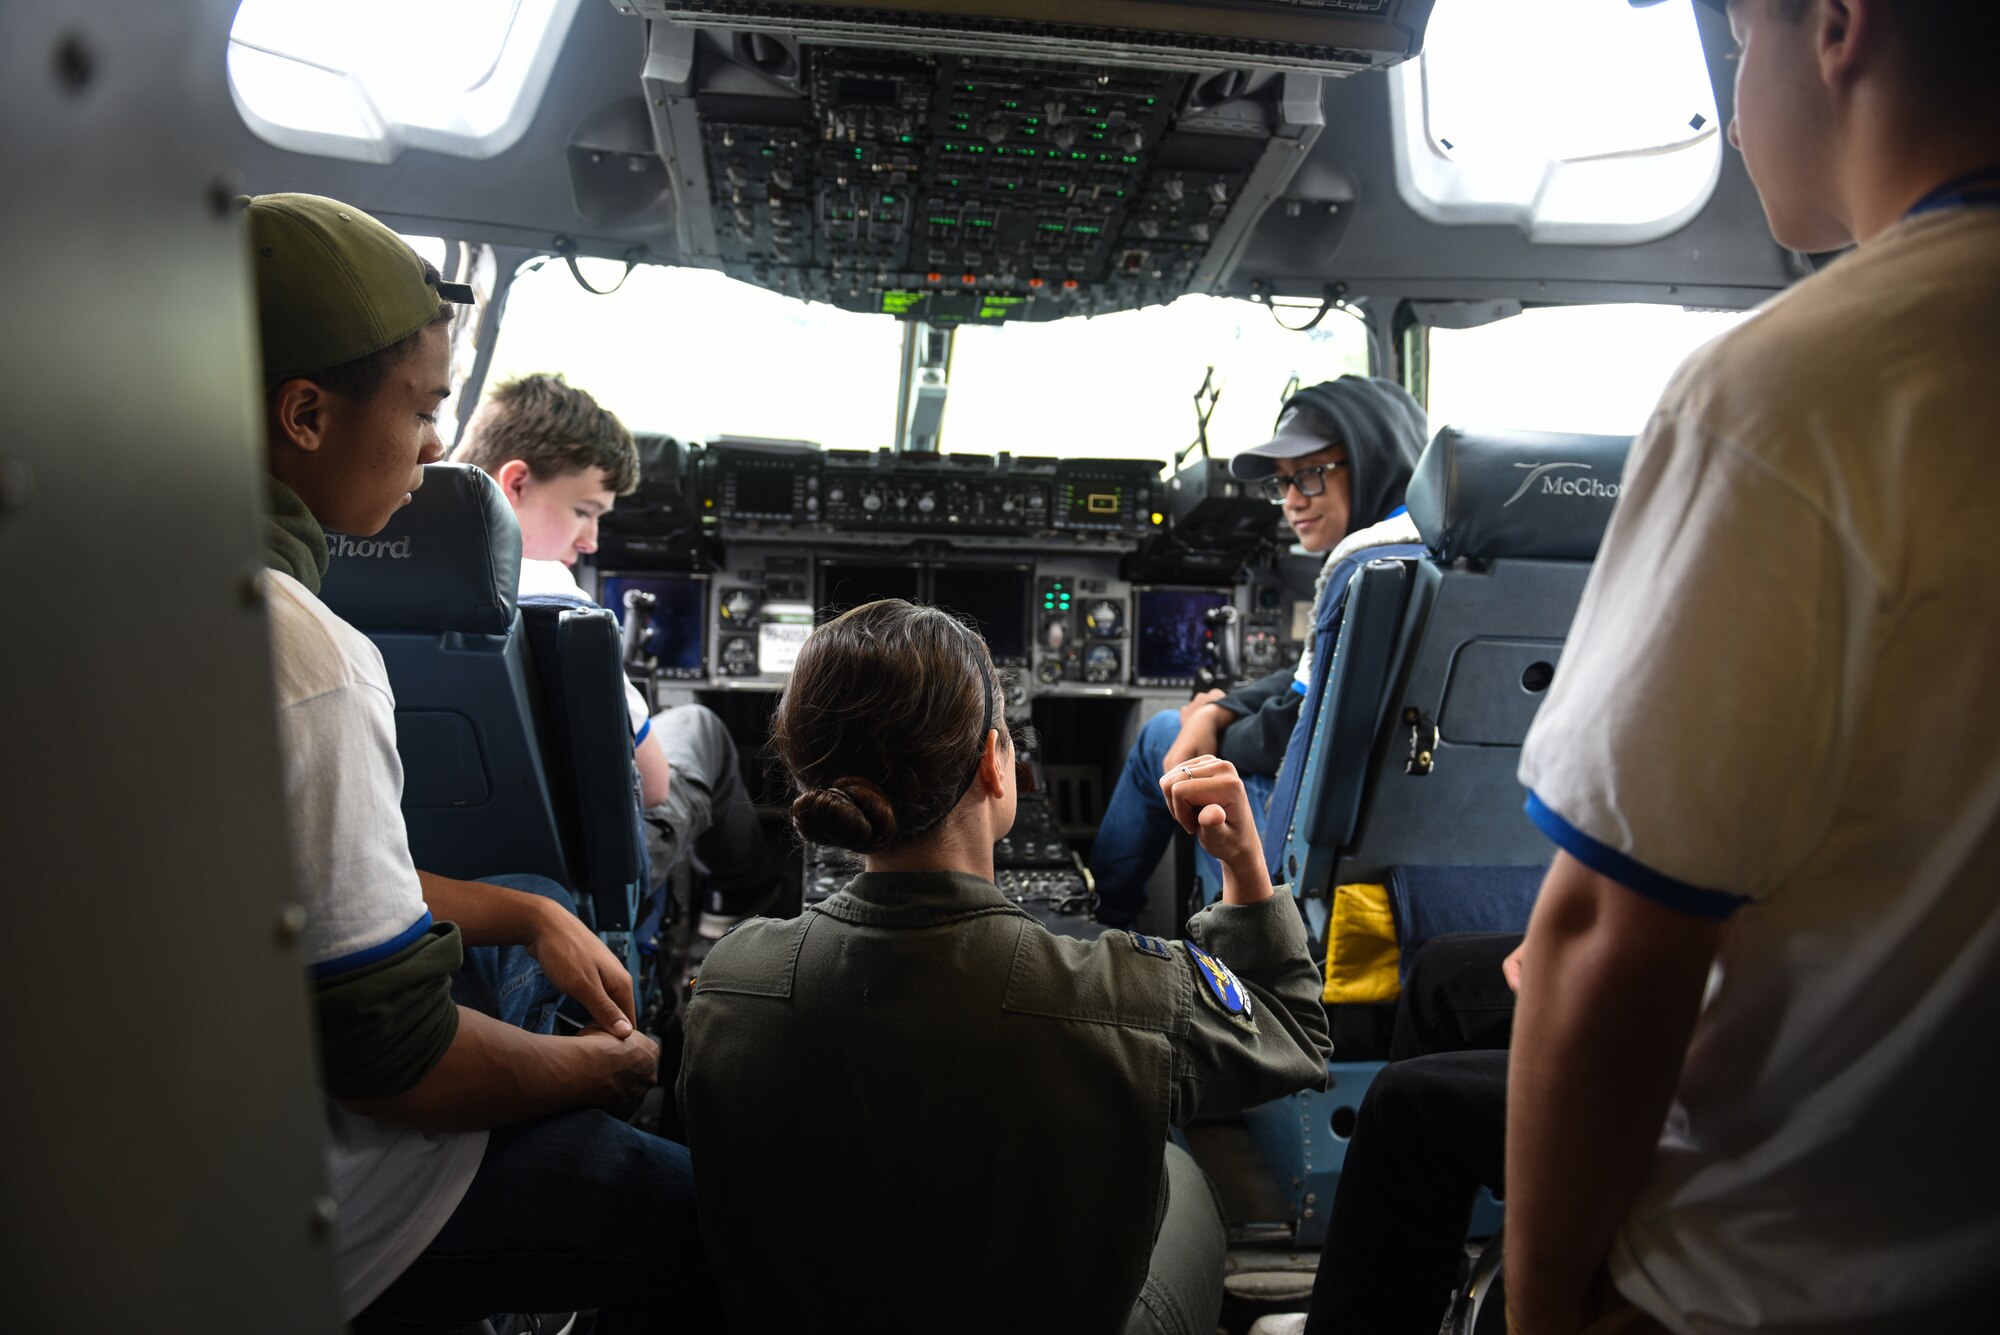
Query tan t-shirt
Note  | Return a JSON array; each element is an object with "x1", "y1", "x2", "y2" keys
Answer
[{"x1": 1520, "y1": 206, "x2": 2000, "y2": 1333}]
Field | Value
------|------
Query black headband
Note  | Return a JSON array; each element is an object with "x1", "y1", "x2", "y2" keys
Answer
[{"x1": 908, "y1": 620, "x2": 996, "y2": 835}]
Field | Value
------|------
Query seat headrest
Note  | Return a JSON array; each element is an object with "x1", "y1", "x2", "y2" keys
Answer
[
  {"x1": 320, "y1": 463, "x2": 521, "y2": 634},
  {"x1": 1407, "y1": 427, "x2": 1632, "y2": 562}
]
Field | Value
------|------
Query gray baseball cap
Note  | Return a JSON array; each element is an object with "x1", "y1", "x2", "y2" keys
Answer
[{"x1": 1228, "y1": 405, "x2": 1340, "y2": 482}]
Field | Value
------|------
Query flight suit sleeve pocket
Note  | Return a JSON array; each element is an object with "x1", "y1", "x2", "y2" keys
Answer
[
  {"x1": 689, "y1": 916, "x2": 808, "y2": 998},
  {"x1": 1002, "y1": 924, "x2": 1182, "y2": 1033}
]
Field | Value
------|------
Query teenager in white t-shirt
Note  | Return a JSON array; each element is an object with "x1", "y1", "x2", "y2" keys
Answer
[
  {"x1": 1503, "y1": 3, "x2": 2000, "y2": 1332},
  {"x1": 453, "y1": 374, "x2": 780, "y2": 933},
  {"x1": 248, "y1": 193, "x2": 718, "y2": 1328}
]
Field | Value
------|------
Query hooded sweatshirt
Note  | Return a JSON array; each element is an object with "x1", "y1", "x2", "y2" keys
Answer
[{"x1": 1214, "y1": 377, "x2": 1428, "y2": 776}]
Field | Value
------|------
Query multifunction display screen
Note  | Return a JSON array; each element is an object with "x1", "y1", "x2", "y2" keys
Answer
[
  {"x1": 931, "y1": 564, "x2": 1031, "y2": 666},
  {"x1": 817, "y1": 559, "x2": 923, "y2": 620},
  {"x1": 599, "y1": 572, "x2": 709, "y2": 676},
  {"x1": 1134, "y1": 587, "x2": 1232, "y2": 684}
]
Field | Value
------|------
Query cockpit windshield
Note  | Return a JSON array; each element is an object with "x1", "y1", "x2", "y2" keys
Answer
[{"x1": 485, "y1": 257, "x2": 1370, "y2": 461}]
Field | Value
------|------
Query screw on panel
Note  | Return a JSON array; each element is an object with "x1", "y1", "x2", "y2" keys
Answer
[
  {"x1": 275, "y1": 904, "x2": 308, "y2": 945},
  {"x1": 207, "y1": 173, "x2": 245, "y2": 217},
  {"x1": 54, "y1": 34, "x2": 95, "y2": 94}
]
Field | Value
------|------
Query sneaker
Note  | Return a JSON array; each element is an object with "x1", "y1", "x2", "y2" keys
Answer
[
  {"x1": 695, "y1": 909, "x2": 746, "y2": 941},
  {"x1": 695, "y1": 879, "x2": 781, "y2": 939},
  {"x1": 1246, "y1": 1315, "x2": 1308, "y2": 1335},
  {"x1": 487, "y1": 1316, "x2": 578, "y2": 1335}
]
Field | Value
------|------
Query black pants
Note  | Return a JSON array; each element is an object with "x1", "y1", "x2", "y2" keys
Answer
[
  {"x1": 643, "y1": 703, "x2": 778, "y2": 907},
  {"x1": 1304, "y1": 933, "x2": 1522, "y2": 1335}
]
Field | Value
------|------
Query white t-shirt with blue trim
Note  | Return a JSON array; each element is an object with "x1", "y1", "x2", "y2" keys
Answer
[
  {"x1": 1518, "y1": 207, "x2": 2000, "y2": 1333},
  {"x1": 265, "y1": 571, "x2": 487, "y2": 1318}
]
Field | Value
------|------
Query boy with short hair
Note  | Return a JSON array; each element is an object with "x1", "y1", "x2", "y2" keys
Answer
[
  {"x1": 250, "y1": 193, "x2": 714, "y2": 1328},
  {"x1": 1504, "y1": 1, "x2": 2000, "y2": 1330},
  {"x1": 454, "y1": 372, "x2": 780, "y2": 934}
]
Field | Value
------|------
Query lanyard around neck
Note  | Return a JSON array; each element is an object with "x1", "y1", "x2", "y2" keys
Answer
[{"x1": 1905, "y1": 164, "x2": 2000, "y2": 218}]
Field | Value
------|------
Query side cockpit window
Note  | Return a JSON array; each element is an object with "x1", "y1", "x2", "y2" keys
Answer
[
  {"x1": 228, "y1": 0, "x2": 579, "y2": 163},
  {"x1": 1393, "y1": 0, "x2": 1723, "y2": 244}
]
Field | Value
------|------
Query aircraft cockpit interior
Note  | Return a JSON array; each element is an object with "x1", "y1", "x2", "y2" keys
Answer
[{"x1": 28, "y1": 0, "x2": 1987, "y2": 1331}]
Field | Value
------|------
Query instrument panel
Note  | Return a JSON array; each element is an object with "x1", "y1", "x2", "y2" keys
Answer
[{"x1": 594, "y1": 438, "x2": 1310, "y2": 698}]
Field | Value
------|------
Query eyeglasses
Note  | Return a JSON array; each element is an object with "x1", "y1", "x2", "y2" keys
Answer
[{"x1": 1259, "y1": 460, "x2": 1348, "y2": 503}]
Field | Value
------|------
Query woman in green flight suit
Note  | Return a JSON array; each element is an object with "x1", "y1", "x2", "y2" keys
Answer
[{"x1": 678, "y1": 599, "x2": 1334, "y2": 1334}]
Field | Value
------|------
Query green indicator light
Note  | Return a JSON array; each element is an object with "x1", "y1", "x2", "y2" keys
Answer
[
  {"x1": 971, "y1": 145, "x2": 987, "y2": 153},
  {"x1": 948, "y1": 178, "x2": 959, "y2": 186},
  {"x1": 1025, "y1": 116, "x2": 1040, "y2": 125},
  {"x1": 882, "y1": 194, "x2": 896, "y2": 204},
  {"x1": 928, "y1": 217, "x2": 959, "y2": 226},
  {"x1": 1075, "y1": 225, "x2": 1101, "y2": 235},
  {"x1": 1047, "y1": 150, "x2": 1061, "y2": 159},
  {"x1": 1004, "y1": 100, "x2": 1019, "y2": 110},
  {"x1": 761, "y1": 147, "x2": 776, "y2": 157},
  {"x1": 853, "y1": 148, "x2": 864, "y2": 160},
  {"x1": 1121, "y1": 155, "x2": 1140, "y2": 165},
  {"x1": 1097, "y1": 154, "x2": 1112, "y2": 162},
  {"x1": 965, "y1": 84, "x2": 976, "y2": 91},
  {"x1": 1094, "y1": 122, "x2": 1108, "y2": 131},
  {"x1": 1053, "y1": 583, "x2": 1063, "y2": 590},
  {"x1": 879, "y1": 291, "x2": 926, "y2": 314},
  {"x1": 1022, "y1": 128, "x2": 1037, "y2": 136},
  {"x1": 899, "y1": 134, "x2": 914, "y2": 143},
  {"x1": 1039, "y1": 223, "x2": 1066, "y2": 232},
  {"x1": 944, "y1": 142, "x2": 957, "y2": 152},
  {"x1": 1089, "y1": 133, "x2": 1105, "y2": 142},
  {"x1": 971, "y1": 219, "x2": 994, "y2": 228},
  {"x1": 1070, "y1": 152, "x2": 1088, "y2": 161},
  {"x1": 1145, "y1": 98, "x2": 1156, "y2": 106}
]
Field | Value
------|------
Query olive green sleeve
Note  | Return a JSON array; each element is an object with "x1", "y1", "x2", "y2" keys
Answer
[
  {"x1": 312, "y1": 922, "x2": 464, "y2": 1101},
  {"x1": 1169, "y1": 891, "x2": 1333, "y2": 1123}
]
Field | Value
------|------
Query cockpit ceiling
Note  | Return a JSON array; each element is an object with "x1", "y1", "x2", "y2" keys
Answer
[
  {"x1": 628, "y1": 0, "x2": 1435, "y2": 323},
  {"x1": 637, "y1": 0, "x2": 1435, "y2": 77},
  {"x1": 220, "y1": 0, "x2": 1799, "y2": 315}
]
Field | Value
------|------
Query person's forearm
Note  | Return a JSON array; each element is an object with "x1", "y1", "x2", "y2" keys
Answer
[
  {"x1": 339, "y1": 1006, "x2": 613, "y2": 1131},
  {"x1": 1164, "y1": 706, "x2": 1234, "y2": 772},
  {"x1": 635, "y1": 734, "x2": 671, "y2": 809},
  {"x1": 1505, "y1": 854, "x2": 1718, "y2": 1332},
  {"x1": 1217, "y1": 852, "x2": 1274, "y2": 906},
  {"x1": 416, "y1": 869, "x2": 556, "y2": 947},
  {"x1": 1195, "y1": 702, "x2": 1240, "y2": 730}
]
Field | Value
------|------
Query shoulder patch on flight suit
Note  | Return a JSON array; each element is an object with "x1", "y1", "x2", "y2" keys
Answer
[
  {"x1": 1186, "y1": 943, "x2": 1255, "y2": 1024},
  {"x1": 1129, "y1": 931, "x2": 1172, "y2": 959}
]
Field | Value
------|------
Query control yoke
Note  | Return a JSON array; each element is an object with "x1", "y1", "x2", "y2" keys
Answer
[
  {"x1": 1194, "y1": 603, "x2": 1239, "y2": 692},
  {"x1": 620, "y1": 589, "x2": 658, "y2": 672}
]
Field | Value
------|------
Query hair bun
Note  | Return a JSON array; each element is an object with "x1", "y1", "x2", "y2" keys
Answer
[{"x1": 791, "y1": 775, "x2": 899, "y2": 853}]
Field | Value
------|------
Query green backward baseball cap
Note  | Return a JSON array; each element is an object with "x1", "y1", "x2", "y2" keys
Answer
[{"x1": 246, "y1": 193, "x2": 475, "y2": 386}]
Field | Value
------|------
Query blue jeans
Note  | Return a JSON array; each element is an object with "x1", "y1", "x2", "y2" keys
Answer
[
  {"x1": 1089, "y1": 711, "x2": 1277, "y2": 927},
  {"x1": 357, "y1": 874, "x2": 721, "y2": 1334}
]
